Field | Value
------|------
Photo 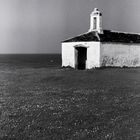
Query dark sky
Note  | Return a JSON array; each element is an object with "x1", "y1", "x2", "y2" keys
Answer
[{"x1": 0, "y1": 0, "x2": 140, "y2": 53}]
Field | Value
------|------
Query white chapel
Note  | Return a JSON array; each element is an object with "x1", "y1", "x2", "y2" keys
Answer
[{"x1": 62, "y1": 8, "x2": 140, "y2": 69}]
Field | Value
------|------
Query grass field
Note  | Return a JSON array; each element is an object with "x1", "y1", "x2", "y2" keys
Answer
[{"x1": 0, "y1": 55, "x2": 140, "y2": 140}]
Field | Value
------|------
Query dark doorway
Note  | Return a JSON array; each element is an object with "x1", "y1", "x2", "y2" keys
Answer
[{"x1": 76, "y1": 47, "x2": 87, "y2": 70}]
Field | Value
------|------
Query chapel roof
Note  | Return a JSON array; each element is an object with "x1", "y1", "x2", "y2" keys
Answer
[{"x1": 63, "y1": 30, "x2": 140, "y2": 43}]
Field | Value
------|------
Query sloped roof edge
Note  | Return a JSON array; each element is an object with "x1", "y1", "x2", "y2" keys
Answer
[
  {"x1": 62, "y1": 31, "x2": 100, "y2": 43},
  {"x1": 62, "y1": 30, "x2": 140, "y2": 43}
]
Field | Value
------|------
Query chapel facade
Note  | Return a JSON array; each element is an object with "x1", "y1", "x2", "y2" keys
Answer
[{"x1": 61, "y1": 8, "x2": 140, "y2": 69}]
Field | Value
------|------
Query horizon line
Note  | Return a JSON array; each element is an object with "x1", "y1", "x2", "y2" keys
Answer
[{"x1": 0, "y1": 53, "x2": 61, "y2": 55}]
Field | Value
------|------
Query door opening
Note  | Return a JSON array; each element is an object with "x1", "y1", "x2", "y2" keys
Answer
[{"x1": 76, "y1": 47, "x2": 87, "y2": 70}]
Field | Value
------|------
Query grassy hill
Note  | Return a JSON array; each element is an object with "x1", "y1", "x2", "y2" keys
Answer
[{"x1": 0, "y1": 65, "x2": 140, "y2": 140}]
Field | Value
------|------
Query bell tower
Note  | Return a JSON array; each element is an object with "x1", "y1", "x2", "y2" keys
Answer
[{"x1": 89, "y1": 8, "x2": 102, "y2": 33}]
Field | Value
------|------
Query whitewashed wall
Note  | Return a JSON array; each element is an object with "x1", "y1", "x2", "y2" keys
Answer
[
  {"x1": 62, "y1": 42, "x2": 100, "y2": 69},
  {"x1": 101, "y1": 43, "x2": 140, "y2": 67},
  {"x1": 62, "y1": 42, "x2": 75, "y2": 67},
  {"x1": 86, "y1": 42, "x2": 100, "y2": 68}
]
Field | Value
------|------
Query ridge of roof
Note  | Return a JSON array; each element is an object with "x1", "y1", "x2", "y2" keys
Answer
[
  {"x1": 62, "y1": 29, "x2": 140, "y2": 43},
  {"x1": 105, "y1": 30, "x2": 140, "y2": 36},
  {"x1": 99, "y1": 30, "x2": 140, "y2": 43}
]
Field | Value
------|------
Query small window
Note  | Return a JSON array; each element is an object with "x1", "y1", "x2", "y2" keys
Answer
[{"x1": 93, "y1": 17, "x2": 97, "y2": 29}]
